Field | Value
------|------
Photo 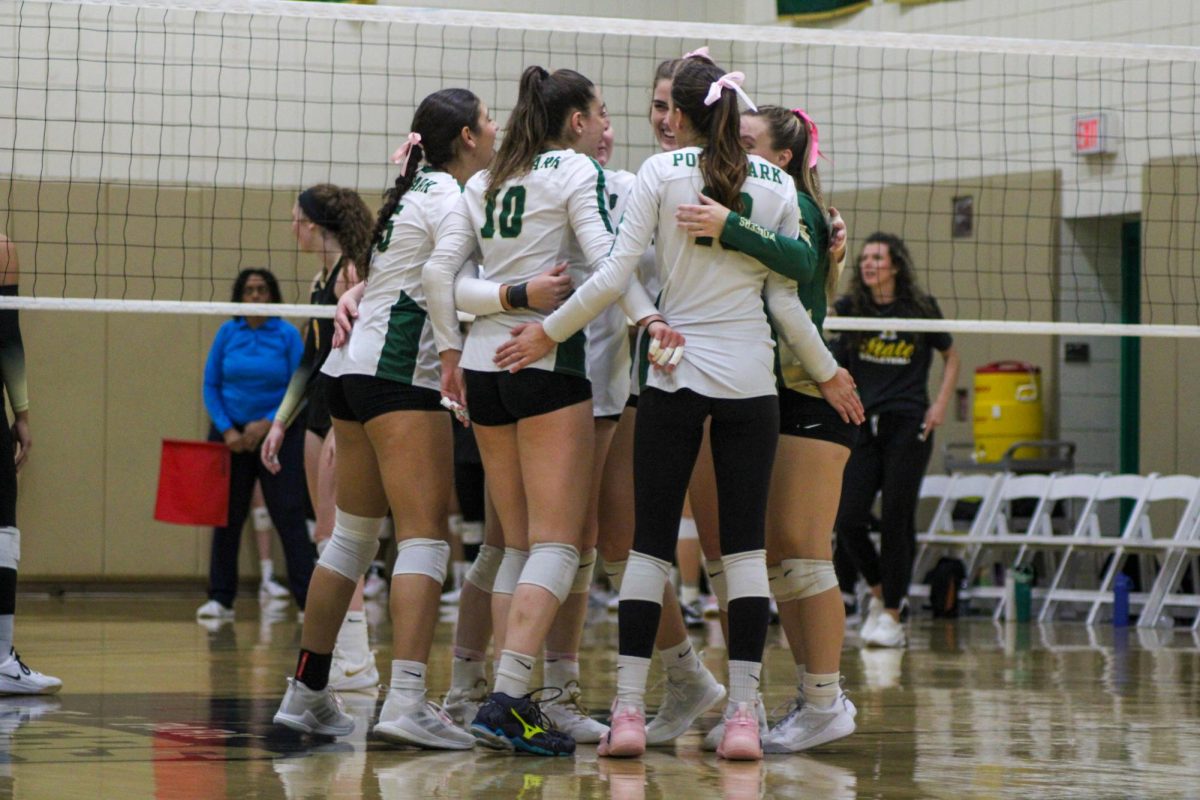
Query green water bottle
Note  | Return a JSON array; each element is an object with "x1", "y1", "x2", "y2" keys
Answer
[{"x1": 1013, "y1": 565, "x2": 1033, "y2": 623}]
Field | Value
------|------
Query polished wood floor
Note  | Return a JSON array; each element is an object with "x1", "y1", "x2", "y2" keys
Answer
[{"x1": 3, "y1": 595, "x2": 1200, "y2": 799}]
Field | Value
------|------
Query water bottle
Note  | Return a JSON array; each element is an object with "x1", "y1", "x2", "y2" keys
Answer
[
  {"x1": 1013, "y1": 565, "x2": 1033, "y2": 623},
  {"x1": 1113, "y1": 573, "x2": 1132, "y2": 627}
]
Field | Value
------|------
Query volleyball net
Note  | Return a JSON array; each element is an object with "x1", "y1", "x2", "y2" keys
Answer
[{"x1": 1, "y1": 0, "x2": 1199, "y2": 335}]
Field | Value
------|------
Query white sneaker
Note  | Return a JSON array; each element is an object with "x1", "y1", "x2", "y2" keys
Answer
[
  {"x1": 442, "y1": 679, "x2": 489, "y2": 727},
  {"x1": 373, "y1": 692, "x2": 476, "y2": 750},
  {"x1": 702, "y1": 693, "x2": 766, "y2": 752},
  {"x1": 863, "y1": 613, "x2": 906, "y2": 648},
  {"x1": 646, "y1": 665, "x2": 726, "y2": 745},
  {"x1": 273, "y1": 677, "x2": 355, "y2": 737},
  {"x1": 701, "y1": 595, "x2": 720, "y2": 618},
  {"x1": 259, "y1": 578, "x2": 291, "y2": 600},
  {"x1": 0, "y1": 651, "x2": 62, "y2": 695},
  {"x1": 541, "y1": 681, "x2": 609, "y2": 744},
  {"x1": 196, "y1": 599, "x2": 235, "y2": 621},
  {"x1": 860, "y1": 596, "x2": 884, "y2": 641},
  {"x1": 763, "y1": 691, "x2": 856, "y2": 753},
  {"x1": 363, "y1": 564, "x2": 388, "y2": 600},
  {"x1": 328, "y1": 646, "x2": 379, "y2": 692}
]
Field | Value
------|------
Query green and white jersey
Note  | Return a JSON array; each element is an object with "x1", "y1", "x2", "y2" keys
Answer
[
  {"x1": 588, "y1": 168, "x2": 637, "y2": 416},
  {"x1": 423, "y1": 148, "x2": 656, "y2": 378},
  {"x1": 543, "y1": 147, "x2": 837, "y2": 400},
  {"x1": 321, "y1": 167, "x2": 459, "y2": 391}
]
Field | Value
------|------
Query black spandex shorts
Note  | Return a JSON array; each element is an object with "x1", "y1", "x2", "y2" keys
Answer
[
  {"x1": 463, "y1": 368, "x2": 591, "y2": 427},
  {"x1": 779, "y1": 388, "x2": 860, "y2": 450},
  {"x1": 306, "y1": 374, "x2": 332, "y2": 439},
  {"x1": 0, "y1": 413, "x2": 15, "y2": 527},
  {"x1": 624, "y1": 393, "x2": 639, "y2": 410},
  {"x1": 327, "y1": 374, "x2": 444, "y2": 424}
]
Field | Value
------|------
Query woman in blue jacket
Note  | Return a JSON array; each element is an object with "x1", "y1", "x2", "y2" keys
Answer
[{"x1": 197, "y1": 269, "x2": 316, "y2": 621}]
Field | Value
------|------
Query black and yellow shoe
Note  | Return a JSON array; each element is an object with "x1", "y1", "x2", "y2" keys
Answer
[{"x1": 470, "y1": 691, "x2": 576, "y2": 756}]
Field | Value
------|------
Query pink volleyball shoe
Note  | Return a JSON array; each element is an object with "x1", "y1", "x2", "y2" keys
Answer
[
  {"x1": 597, "y1": 701, "x2": 647, "y2": 758},
  {"x1": 715, "y1": 701, "x2": 764, "y2": 761}
]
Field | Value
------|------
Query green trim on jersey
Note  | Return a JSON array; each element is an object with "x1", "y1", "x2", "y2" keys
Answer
[
  {"x1": 795, "y1": 192, "x2": 831, "y2": 335},
  {"x1": 635, "y1": 326, "x2": 652, "y2": 391},
  {"x1": 553, "y1": 329, "x2": 588, "y2": 378},
  {"x1": 589, "y1": 158, "x2": 614, "y2": 234},
  {"x1": 376, "y1": 291, "x2": 426, "y2": 384}
]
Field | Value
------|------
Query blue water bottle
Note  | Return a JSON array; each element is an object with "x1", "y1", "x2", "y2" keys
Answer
[{"x1": 1113, "y1": 573, "x2": 1132, "y2": 627}]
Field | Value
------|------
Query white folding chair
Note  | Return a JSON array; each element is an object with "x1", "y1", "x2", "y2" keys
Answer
[
  {"x1": 1037, "y1": 473, "x2": 1155, "y2": 622},
  {"x1": 911, "y1": 472, "x2": 1005, "y2": 595},
  {"x1": 967, "y1": 472, "x2": 1056, "y2": 619},
  {"x1": 1135, "y1": 475, "x2": 1200, "y2": 629}
]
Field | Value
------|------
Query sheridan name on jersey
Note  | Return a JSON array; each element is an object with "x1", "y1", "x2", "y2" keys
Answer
[
  {"x1": 545, "y1": 148, "x2": 834, "y2": 400},
  {"x1": 458, "y1": 148, "x2": 617, "y2": 378},
  {"x1": 321, "y1": 167, "x2": 457, "y2": 392}
]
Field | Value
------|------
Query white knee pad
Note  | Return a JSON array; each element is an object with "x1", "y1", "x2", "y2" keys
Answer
[
  {"x1": 517, "y1": 543, "x2": 580, "y2": 604},
  {"x1": 677, "y1": 516, "x2": 699, "y2": 542},
  {"x1": 317, "y1": 510, "x2": 385, "y2": 581},
  {"x1": 251, "y1": 506, "x2": 272, "y2": 533},
  {"x1": 722, "y1": 550, "x2": 770, "y2": 602},
  {"x1": 767, "y1": 563, "x2": 785, "y2": 600},
  {"x1": 378, "y1": 517, "x2": 394, "y2": 540},
  {"x1": 459, "y1": 520, "x2": 484, "y2": 547},
  {"x1": 0, "y1": 527, "x2": 19, "y2": 570},
  {"x1": 775, "y1": 558, "x2": 839, "y2": 602},
  {"x1": 602, "y1": 559, "x2": 627, "y2": 592},
  {"x1": 465, "y1": 544, "x2": 504, "y2": 593},
  {"x1": 571, "y1": 549, "x2": 597, "y2": 595},
  {"x1": 493, "y1": 548, "x2": 529, "y2": 596},
  {"x1": 619, "y1": 552, "x2": 672, "y2": 604},
  {"x1": 704, "y1": 558, "x2": 727, "y2": 612},
  {"x1": 392, "y1": 538, "x2": 451, "y2": 583}
]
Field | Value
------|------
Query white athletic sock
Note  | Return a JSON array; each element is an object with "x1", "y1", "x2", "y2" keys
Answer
[
  {"x1": 680, "y1": 583, "x2": 700, "y2": 606},
  {"x1": 335, "y1": 612, "x2": 370, "y2": 659},
  {"x1": 543, "y1": 651, "x2": 580, "y2": 692},
  {"x1": 728, "y1": 660, "x2": 762, "y2": 705},
  {"x1": 390, "y1": 659, "x2": 427, "y2": 706},
  {"x1": 259, "y1": 559, "x2": 274, "y2": 583},
  {"x1": 451, "y1": 647, "x2": 487, "y2": 691},
  {"x1": 802, "y1": 671, "x2": 840, "y2": 710},
  {"x1": 615, "y1": 655, "x2": 652, "y2": 708},
  {"x1": 658, "y1": 638, "x2": 703, "y2": 682},
  {"x1": 494, "y1": 649, "x2": 536, "y2": 698}
]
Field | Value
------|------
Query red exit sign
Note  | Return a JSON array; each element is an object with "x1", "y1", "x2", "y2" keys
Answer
[{"x1": 1074, "y1": 113, "x2": 1115, "y2": 155}]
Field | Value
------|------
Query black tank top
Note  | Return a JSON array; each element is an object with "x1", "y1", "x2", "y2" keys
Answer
[{"x1": 306, "y1": 256, "x2": 343, "y2": 379}]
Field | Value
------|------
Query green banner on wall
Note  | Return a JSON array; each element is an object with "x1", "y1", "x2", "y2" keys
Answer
[
  {"x1": 777, "y1": 0, "x2": 871, "y2": 21},
  {"x1": 885, "y1": 0, "x2": 959, "y2": 5}
]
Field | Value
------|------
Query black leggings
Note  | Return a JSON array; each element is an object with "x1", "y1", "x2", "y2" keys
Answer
[
  {"x1": 622, "y1": 387, "x2": 779, "y2": 662},
  {"x1": 206, "y1": 423, "x2": 317, "y2": 609},
  {"x1": 834, "y1": 412, "x2": 933, "y2": 609}
]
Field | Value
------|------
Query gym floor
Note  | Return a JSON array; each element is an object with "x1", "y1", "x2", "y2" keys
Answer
[{"x1": 4, "y1": 596, "x2": 1199, "y2": 799}]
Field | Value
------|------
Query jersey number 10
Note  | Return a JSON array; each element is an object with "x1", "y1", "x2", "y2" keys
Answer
[{"x1": 481, "y1": 187, "x2": 527, "y2": 239}]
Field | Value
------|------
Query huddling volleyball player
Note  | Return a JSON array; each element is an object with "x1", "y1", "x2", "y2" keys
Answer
[
  {"x1": 262, "y1": 183, "x2": 377, "y2": 691},
  {"x1": 495, "y1": 57, "x2": 859, "y2": 760},
  {"x1": 423, "y1": 65, "x2": 662, "y2": 756},
  {"x1": 0, "y1": 234, "x2": 60, "y2": 696},
  {"x1": 274, "y1": 90, "x2": 500, "y2": 746},
  {"x1": 677, "y1": 105, "x2": 863, "y2": 751}
]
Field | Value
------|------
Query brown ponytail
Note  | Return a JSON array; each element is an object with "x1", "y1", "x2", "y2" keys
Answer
[{"x1": 670, "y1": 58, "x2": 746, "y2": 213}]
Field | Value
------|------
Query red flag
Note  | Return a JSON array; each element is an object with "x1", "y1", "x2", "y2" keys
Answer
[{"x1": 154, "y1": 440, "x2": 230, "y2": 527}]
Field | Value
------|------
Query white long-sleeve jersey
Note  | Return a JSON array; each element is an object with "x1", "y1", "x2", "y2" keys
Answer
[
  {"x1": 542, "y1": 147, "x2": 837, "y2": 400},
  {"x1": 422, "y1": 148, "x2": 657, "y2": 378}
]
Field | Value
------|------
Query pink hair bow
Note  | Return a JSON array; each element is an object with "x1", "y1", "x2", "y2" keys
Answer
[
  {"x1": 792, "y1": 109, "x2": 823, "y2": 170},
  {"x1": 704, "y1": 72, "x2": 757, "y2": 112},
  {"x1": 682, "y1": 46, "x2": 710, "y2": 61},
  {"x1": 390, "y1": 132, "x2": 422, "y2": 173}
]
